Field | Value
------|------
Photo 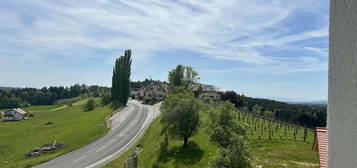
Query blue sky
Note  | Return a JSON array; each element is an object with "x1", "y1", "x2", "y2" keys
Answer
[{"x1": 0, "y1": 0, "x2": 329, "y2": 102}]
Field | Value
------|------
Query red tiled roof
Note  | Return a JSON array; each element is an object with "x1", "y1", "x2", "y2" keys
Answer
[{"x1": 316, "y1": 127, "x2": 328, "y2": 168}]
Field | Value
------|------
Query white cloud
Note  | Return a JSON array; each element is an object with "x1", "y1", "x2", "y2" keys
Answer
[
  {"x1": 0, "y1": 0, "x2": 328, "y2": 73},
  {"x1": 303, "y1": 47, "x2": 328, "y2": 55},
  {"x1": 201, "y1": 56, "x2": 327, "y2": 74}
]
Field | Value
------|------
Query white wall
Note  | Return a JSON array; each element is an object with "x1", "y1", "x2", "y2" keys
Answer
[{"x1": 329, "y1": 0, "x2": 357, "y2": 167}]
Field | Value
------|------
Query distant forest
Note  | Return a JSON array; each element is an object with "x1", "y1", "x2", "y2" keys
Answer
[
  {"x1": 130, "y1": 79, "x2": 167, "y2": 91},
  {"x1": 221, "y1": 91, "x2": 327, "y2": 128},
  {"x1": 0, "y1": 81, "x2": 327, "y2": 128},
  {"x1": 0, "y1": 79, "x2": 157, "y2": 109},
  {"x1": 0, "y1": 84, "x2": 110, "y2": 109}
]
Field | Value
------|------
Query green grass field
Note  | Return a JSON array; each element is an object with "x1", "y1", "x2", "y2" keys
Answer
[
  {"x1": 0, "y1": 98, "x2": 114, "y2": 168},
  {"x1": 105, "y1": 109, "x2": 319, "y2": 168}
]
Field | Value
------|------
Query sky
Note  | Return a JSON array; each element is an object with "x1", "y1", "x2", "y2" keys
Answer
[{"x1": 0, "y1": 0, "x2": 329, "y2": 102}]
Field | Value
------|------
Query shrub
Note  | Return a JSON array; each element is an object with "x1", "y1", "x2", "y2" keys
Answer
[
  {"x1": 101, "y1": 94, "x2": 111, "y2": 105},
  {"x1": 84, "y1": 99, "x2": 96, "y2": 111}
]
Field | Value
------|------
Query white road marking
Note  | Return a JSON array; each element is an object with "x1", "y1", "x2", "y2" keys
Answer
[
  {"x1": 85, "y1": 111, "x2": 149, "y2": 168},
  {"x1": 115, "y1": 134, "x2": 126, "y2": 138},
  {"x1": 96, "y1": 146, "x2": 106, "y2": 152},
  {"x1": 73, "y1": 156, "x2": 87, "y2": 162},
  {"x1": 110, "y1": 139, "x2": 116, "y2": 144},
  {"x1": 125, "y1": 126, "x2": 130, "y2": 132}
]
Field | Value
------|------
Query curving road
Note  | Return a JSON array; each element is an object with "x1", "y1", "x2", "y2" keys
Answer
[{"x1": 35, "y1": 100, "x2": 158, "y2": 168}]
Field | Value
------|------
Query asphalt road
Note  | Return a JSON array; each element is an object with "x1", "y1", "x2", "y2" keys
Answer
[{"x1": 34, "y1": 101, "x2": 149, "y2": 168}]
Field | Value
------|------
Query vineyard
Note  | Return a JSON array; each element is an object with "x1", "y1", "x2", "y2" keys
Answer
[
  {"x1": 236, "y1": 110, "x2": 315, "y2": 143},
  {"x1": 105, "y1": 102, "x2": 319, "y2": 168},
  {"x1": 234, "y1": 109, "x2": 319, "y2": 167}
]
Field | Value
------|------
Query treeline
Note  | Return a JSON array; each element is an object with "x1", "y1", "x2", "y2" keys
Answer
[
  {"x1": 130, "y1": 79, "x2": 161, "y2": 90},
  {"x1": 221, "y1": 91, "x2": 327, "y2": 128},
  {"x1": 0, "y1": 84, "x2": 110, "y2": 109}
]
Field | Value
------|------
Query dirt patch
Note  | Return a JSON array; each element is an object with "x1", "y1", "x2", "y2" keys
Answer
[
  {"x1": 290, "y1": 160, "x2": 319, "y2": 167},
  {"x1": 26, "y1": 141, "x2": 65, "y2": 157},
  {"x1": 49, "y1": 105, "x2": 68, "y2": 112}
]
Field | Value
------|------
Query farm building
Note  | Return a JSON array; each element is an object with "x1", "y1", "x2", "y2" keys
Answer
[
  {"x1": 190, "y1": 84, "x2": 221, "y2": 101},
  {"x1": 139, "y1": 82, "x2": 169, "y2": 101},
  {"x1": 313, "y1": 127, "x2": 328, "y2": 168},
  {"x1": 2, "y1": 108, "x2": 28, "y2": 121}
]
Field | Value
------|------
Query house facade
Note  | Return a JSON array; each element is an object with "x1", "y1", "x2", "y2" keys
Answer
[
  {"x1": 130, "y1": 90, "x2": 140, "y2": 97},
  {"x1": 140, "y1": 82, "x2": 169, "y2": 100},
  {"x1": 2, "y1": 108, "x2": 28, "y2": 121},
  {"x1": 135, "y1": 82, "x2": 220, "y2": 102},
  {"x1": 198, "y1": 90, "x2": 221, "y2": 100},
  {"x1": 190, "y1": 84, "x2": 221, "y2": 101}
]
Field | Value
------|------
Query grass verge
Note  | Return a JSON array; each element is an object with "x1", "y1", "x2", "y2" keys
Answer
[
  {"x1": 104, "y1": 112, "x2": 319, "y2": 168},
  {"x1": 0, "y1": 98, "x2": 115, "y2": 168}
]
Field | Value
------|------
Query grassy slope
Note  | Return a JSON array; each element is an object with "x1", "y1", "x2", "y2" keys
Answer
[
  {"x1": 0, "y1": 98, "x2": 114, "y2": 168},
  {"x1": 105, "y1": 111, "x2": 319, "y2": 168},
  {"x1": 105, "y1": 116, "x2": 219, "y2": 168}
]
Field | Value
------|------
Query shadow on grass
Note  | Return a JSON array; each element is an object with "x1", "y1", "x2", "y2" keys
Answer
[
  {"x1": 162, "y1": 142, "x2": 204, "y2": 166},
  {"x1": 110, "y1": 101, "x2": 124, "y2": 110}
]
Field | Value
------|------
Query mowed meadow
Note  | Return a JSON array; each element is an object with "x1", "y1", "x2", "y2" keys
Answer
[
  {"x1": 105, "y1": 103, "x2": 319, "y2": 168},
  {"x1": 0, "y1": 98, "x2": 114, "y2": 168}
]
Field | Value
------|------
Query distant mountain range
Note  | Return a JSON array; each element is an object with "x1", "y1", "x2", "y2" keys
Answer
[
  {"x1": 0, "y1": 85, "x2": 328, "y2": 106},
  {"x1": 288, "y1": 100, "x2": 327, "y2": 105},
  {"x1": 262, "y1": 96, "x2": 327, "y2": 105},
  {"x1": 0, "y1": 86, "x2": 21, "y2": 91}
]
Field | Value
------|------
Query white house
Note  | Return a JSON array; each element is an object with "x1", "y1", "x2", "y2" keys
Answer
[{"x1": 2, "y1": 108, "x2": 28, "y2": 121}]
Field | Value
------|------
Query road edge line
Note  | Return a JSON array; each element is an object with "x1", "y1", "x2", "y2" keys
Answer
[{"x1": 85, "y1": 105, "x2": 149, "y2": 168}]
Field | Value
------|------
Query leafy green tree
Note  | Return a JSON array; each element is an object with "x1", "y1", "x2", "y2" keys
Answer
[
  {"x1": 101, "y1": 94, "x2": 111, "y2": 105},
  {"x1": 184, "y1": 66, "x2": 199, "y2": 84},
  {"x1": 69, "y1": 84, "x2": 81, "y2": 97},
  {"x1": 207, "y1": 102, "x2": 252, "y2": 168},
  {"x1": 168, "y1": 65, "x2": 185, "y2": 87},
  {"x1": 168, "y1": 65, "x2": 199, "y2": 88},
  {"x1": 84, "y1": 98, "x2": 96, "y2": 111},
  {"x1": 220, "y1": 91, "x2": 243, "y2": 108},
  {"x1": 208, "y1": 102, "x2": 246, "y2": 148},
  {"x1": 160, "y1": 88, "x2": 201, "y2": 147},
  {"x1": 212, "y1": 136, "x2": 252, "y2": 168},
  {"x1": 111, "y1": 49, "x2": 132, "y2": 106},
  {"x1": 253, "y1": 104, "x2": 263, "y2": 115}
]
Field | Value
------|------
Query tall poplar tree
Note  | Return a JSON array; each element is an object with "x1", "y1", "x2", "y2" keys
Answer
[{"x1": 111, "y1": 49, "x2": 132, "y2": 106}]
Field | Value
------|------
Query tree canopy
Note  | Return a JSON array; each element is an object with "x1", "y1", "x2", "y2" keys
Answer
[
  {"x1": 0, "y1": 84, "x2": 109, "y2": 109},
  {"x1": 160, "y1": 88, "x2": 201, "y2": 147},
  {"x1": 220, "y1": 91, "x2": 327, "y2": 127},
  {"x1": 111, "y1": 49, "x2": 132, "y2": 106},
  {"x1": 207, "y1": 102, "x2": 252, "y2": 168},
  {"x1": 168, "y1": 65, "x2": 199, "y2": 88}
]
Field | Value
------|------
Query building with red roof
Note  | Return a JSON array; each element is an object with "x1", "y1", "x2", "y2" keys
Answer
[{"x1": 315, "y1": 127, "x2": 328, "y2": 168}]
